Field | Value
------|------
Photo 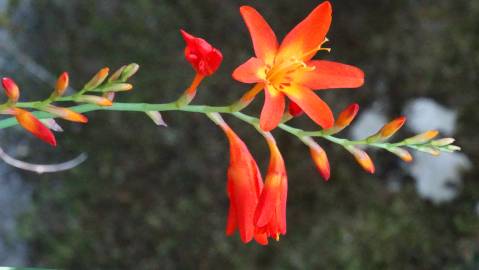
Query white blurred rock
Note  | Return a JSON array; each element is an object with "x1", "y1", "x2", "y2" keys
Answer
[{"x1": 404, "y1": 98, "x2": 470, "y2": 204}]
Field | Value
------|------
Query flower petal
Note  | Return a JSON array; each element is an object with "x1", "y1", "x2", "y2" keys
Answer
[
  {"x1": 260, "y1": 86, "x2": 285, "y2": 131},
  {"x1": 232, "y1": 57, "x2": 266, "y2": 83},
  {"x1": 282, "y1": 85, "x2": 334, "y2": 128},
  {"x1": 276, "y1": 1, "x2": 332, "y2": 62},
  {"x1": 240, "y1": 6, "x2": 279, "y2": 65},
  {"x1": 298, "y1": 60, "x2": 364, "y2": 90}
]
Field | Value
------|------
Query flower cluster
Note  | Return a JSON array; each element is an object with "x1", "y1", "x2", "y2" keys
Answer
[{"x1": 0, "y1": 1, "x2": 460, "y2": 246}]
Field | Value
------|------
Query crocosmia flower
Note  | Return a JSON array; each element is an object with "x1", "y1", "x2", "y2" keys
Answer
[
  {"x1": 180, "y1": 29, "x2": 223, "y2": 77},
  {"x1": 219, "y1": 121, "x2": 267, "y2": 245},
  {"x1": 254, "y1": 133, "x2": 287, "y2": 242},
  {"x1": 233, "y1": 1, "x2": 364, "y2": 131}
]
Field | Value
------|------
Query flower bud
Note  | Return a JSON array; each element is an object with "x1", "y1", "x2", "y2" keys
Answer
[
  {"x1": 379, "y1": 116, "x2": 406, "y2": 139},
  {"x1": 76, "y1": 95, "x2": 112, "y2": 106},
  {"x1": 335, "y1": 103, "x2": 359, "y2": 129},
  {"x1": 13, "y1": 108, "x2": 56, "y2": 146},
  {"x1": 288, "y1": 101, "x2": 303, "y2": 117},
  {"x1": 324, "y1": 103, "x2": 359, "y2": 135},
  {"x1": 416, "y1": 146, "x2": 441, "y2": 156},
  {"x1": 55, "y1": 72, "x2": 69, "y2": 96},
  {"x1": 309, "y1": 141, "x2": 330, "y2": 181},
  {"x1": 347, "y1": 146, "x2": 375, "y2": 174},
  {"x1": 2, "y1": 77, "x2": 19, "y2": 102},
  {"x1": 41, "y1": 118, "x2": 63, "y2": 132},
  {"x1": 100, "y1": 83, "x2": 133, "y2": 92},
  {"x1": 431, "y1": 138, "x2": 455, "y2": 147},
  {"x1": 404, "y1": 130, "x2": 439, "y2": 144},
  {"x1": 120, "y1": 63, "x2": 140, "y2": 81},
  {"x1": 146, "y1": 111, "x2": 167, "y2": 127},
  {"x1": 108, "y1": 65, "x2": 126, "y2": 82},
  {"x1": 180, "y1": 29, "x2": 223, "y2": 76},
  {"x1": 388, "y1": 147, "x2": 413, "y2": 163},
  {"x1": 84, "y1": 67, "x2": 109, "y2": 90},
  {"x1": 43, "y1": 105, "x2": 88, "y2": 123}
]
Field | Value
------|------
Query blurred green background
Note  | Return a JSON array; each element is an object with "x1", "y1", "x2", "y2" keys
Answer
[{"x1": 0, "y1": 0, "x2": 478, "y2": 269}]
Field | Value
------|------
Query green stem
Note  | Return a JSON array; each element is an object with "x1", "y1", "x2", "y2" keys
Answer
[{"x1": 0, "y1": 100, "x2": 449, "y2": 153}]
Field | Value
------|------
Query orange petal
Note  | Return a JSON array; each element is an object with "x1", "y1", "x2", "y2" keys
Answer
[
  {"x1": 276, "y1": 1, "x2": 332, "y2": 62},
  {"x1": 14, "y1": 108, "x2": 56, "y2": 146},
  {"x1": 44, "y1": 105, "x2": 88, "y2": 123},
  {"x1": 260, "y1": 86, "x2": 285, "y2": 131},
  {"x1": 282, "y1": 85, "x2": 334, "y2": 129},
  {"x1": 298, "y1": 60, "x2": 364, "y2": 90},
  {"x1": 232, "y1": 57, "x2": 266, "y2": 83},
  {"x1": 239, "y1": 6, "x2": 278, "y2": 65},
  {"x1": 225, "y1": 203, "x2": 237, "y2": 236}
]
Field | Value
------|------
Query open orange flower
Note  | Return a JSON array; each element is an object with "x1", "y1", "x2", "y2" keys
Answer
[
  {"x1": 233, "y1": 1, "x2": 364, "y2": 131},
  {"x1": 254, "y1": 133, "x2": 287, "y2": 242},
  {"x1": 219, "y1": 121, "x2": 267, "y2": 245}
]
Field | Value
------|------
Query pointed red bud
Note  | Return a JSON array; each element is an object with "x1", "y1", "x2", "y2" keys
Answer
[
  {"x1": 2, "y1": 77, "x2": 20, "y2": 102},
  {"x1": 13, "y1": 108, "x2": 56, "y2": 146},
  {"x1": 288, "y1": 101, "x2": 303, "y2": 117},
  {"x1": 305, "y1": 138, "x2": 330, "y2": 181}
]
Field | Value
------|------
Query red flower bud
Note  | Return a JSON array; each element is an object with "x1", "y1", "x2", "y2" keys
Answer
[
  {"x1": 288, "y1": 101, "x2": 303, "y2": 117},
  {"x1": 180, "y1": 29, "x2": 223, "y2": 76},
  {"x1": 2, "y1": 77, "x2": 20, "y2": 102},
  {"x1": 13, "y1": 108, "x2": 56, "y2": 146}
]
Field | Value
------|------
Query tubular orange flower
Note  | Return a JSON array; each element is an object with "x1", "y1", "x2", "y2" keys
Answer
[
  {"x1": 43, "y1": 105, "x2": 88, "y2": 123},
  {"x1": 180, "y1": 29, "x2": 223, "y2": 77},
  {"x1": 55, "y1": 72, "x2": 69, "y2": 96},
  {"x1": 233, "y1": 2, "x2": 364, "y2": 131},
  {"x1": 216, "y1": 119, "x2": 267, "y2": 245},
  {"x1": 254, "y1": 133, "x2": 287, "y2": 242},
  {"x1": 2, "y1": 77, "x2": 20, "y2": 102},
  {"x1": 13, "y1": 108, "x2": 56, "y2": 146}
]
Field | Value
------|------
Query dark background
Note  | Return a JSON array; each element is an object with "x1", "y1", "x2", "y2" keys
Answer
[{"x1": 2, "y1": 0, "x2": 478, "y2": 269}]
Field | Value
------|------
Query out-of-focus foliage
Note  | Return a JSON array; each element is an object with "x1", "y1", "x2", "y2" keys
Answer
[{"x1": 6, "y1": 0, "x2": 479, "y2": 269}]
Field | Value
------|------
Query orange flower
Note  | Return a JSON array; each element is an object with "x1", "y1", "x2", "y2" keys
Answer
[
  {"x1": 13, "y1": 108, "x2": 56, "y2": 146},
  {"x1": 254, "y1": 133, "x2": 287, "y2": 242},
  {"x1": 180, "y1": 29, "x2": 223, "y2": 77},
  {"x1": 2, "y1": 77, "x2": 20, "y2": 102},
  {"x1": 324, "y1": 103, "x2": 359, "y2": 135},
  {"x1": 218, "y1": 121, "x2": 267, "y2": 245},
  {"x1": 233, "y1": 2, "x2": 364, "y2": 131}
]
